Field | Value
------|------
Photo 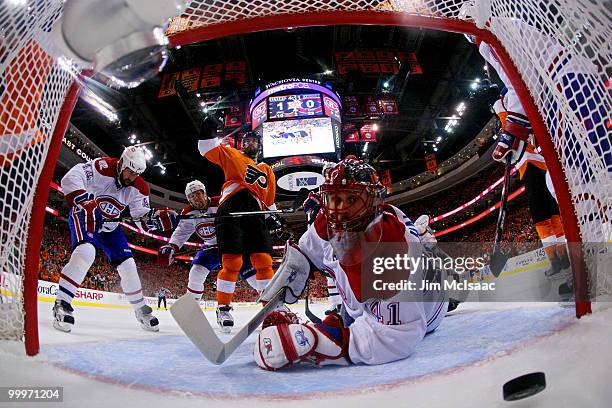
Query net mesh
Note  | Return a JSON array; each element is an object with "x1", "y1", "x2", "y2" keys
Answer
[
  {"x1": 0, "y1": 0, "x2": 610, "y2": 344},
  {"x1": 0, "y1": 0, "x2": 76, "y2": 340}
]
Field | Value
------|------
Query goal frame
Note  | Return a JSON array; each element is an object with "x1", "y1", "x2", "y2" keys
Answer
[{"x1": 23, "y1": 11, "x2": 589, "y2": 357}]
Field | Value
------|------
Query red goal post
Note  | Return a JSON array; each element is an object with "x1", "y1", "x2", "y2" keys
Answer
[{"x1": 0, "y1": 0, "x2": 609, "y2": 357}]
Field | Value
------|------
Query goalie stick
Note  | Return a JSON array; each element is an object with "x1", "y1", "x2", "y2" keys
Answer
[{"x1": 170, "y1": 288, "x2": 285, "y2": 365}]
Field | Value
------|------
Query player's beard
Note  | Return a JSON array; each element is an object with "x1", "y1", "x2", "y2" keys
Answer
[{"x1": 244, "y1": 144, "x2": 259, "y2": 160}]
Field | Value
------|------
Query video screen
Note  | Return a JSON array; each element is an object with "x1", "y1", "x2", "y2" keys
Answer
[
  {"x1": 268, "y1": 93, "x2": 323, "y2": 119},
  {"x1": 251, "y1": 100, "x2": 267, "y2": 128},
  {"x1": 262, "y1": 117, "x2": 336, "y2": 158}
]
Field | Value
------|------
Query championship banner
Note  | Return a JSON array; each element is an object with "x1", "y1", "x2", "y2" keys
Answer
[
  {"x1": 224, "y1": 72, "x2": 247, "y2": 85},
  {"x1": 364, "y1": 95, "x2": 380, "y2": 115},
  {"x1": 335, "y1": 50, "x2": 414, "y2": 76},
  {"x1": 343, "y1": 95, "x2": 361, "y2": 116},
  {"x1": 360, "y1": 123, "x2": 377, "y2": 142},
  {"x1": 224, "y1": 104, "x2": 242, "y2": 127},
  {"x1": 397, "y1": 52, "x2": 424, "y2": 74},
  {"x1": 343, "y1": 123, "x2": 359, "y2": 142},
  {"x1": 225, "y1": 61, "x2": 246, "y2": 72},
  {"x1": 158, "y1": 72, "x2": 179, "y2": 98},
  {"x1": 180, "y1": 67, "x2": 201, "y2": 92},
  {"x1": 425, "y1": 153, "x2": 438, "y2": 173},
  {"x1": 335, "y1": 52, "x2": 359, "y2": 75},
  {"x1": 379, "y1": 95, "x2": 399, "y2": 115}
]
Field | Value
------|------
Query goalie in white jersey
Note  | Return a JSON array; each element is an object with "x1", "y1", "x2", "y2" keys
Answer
[
  {"x1": 157, "y1": 180, "x2": 258, "y2": 309},
  {"x1": 255, "y1": 157, "x2": 448, "y2": 369},
  {"x1": 53, "y1": 146, "x2": 179, "y2": 333}
]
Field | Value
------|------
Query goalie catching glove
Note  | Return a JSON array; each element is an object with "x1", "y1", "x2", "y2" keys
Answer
[
  {"x1": 142, "y1": 208, "x2": 179, "y2": 232},
  {"x1": 254, "y1": 309, "x2": 350, "y2": 370},
  {"x1": 73, "y1": 192, "x2": 103, "y2": 233},
  {"x1": 157, "y1": 243, "x2": 179, "y2": 266}
]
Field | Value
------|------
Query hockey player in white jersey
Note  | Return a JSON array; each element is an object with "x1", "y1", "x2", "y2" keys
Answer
[
  {"x1": 303, "y1": 189, "x2": 342, "y2": 316},
  {"x1": 53, "y1": 146, "x2": 178, "y2": 333},
  {"x1": 255, "y1": 157, "x2": 447, "y2": 370},
  {"x1": 157, "y1": 180, "x2": 258, "y2": 332}
]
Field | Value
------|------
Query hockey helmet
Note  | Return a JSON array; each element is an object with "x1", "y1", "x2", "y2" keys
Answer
[
  {"x1": 119, "y1": 146, "x2": 147, "y2": 175},
  {"x1": 319, "y1": 156, "x2": 385, "y2": 233}
]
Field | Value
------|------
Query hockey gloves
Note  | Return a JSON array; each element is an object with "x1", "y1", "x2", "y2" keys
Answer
[
  {"x1": 73, "y1": 192, "x2": 103, "y2": 233},
  {"x1": 492, "y1": 111, "x2": 531, "y2": 164},
  {"x1": 302, "y1": 191, "x2": 321, "y2": 216},
  {"x1": 144, "y1": 208, "x2": 179, "y2": 232},
  {"x1": 254, "y1": 310, "x2": 350, "y2": 370},
  {"x1": 158, "y1": 243, "x2": 179, "y2": 266}
]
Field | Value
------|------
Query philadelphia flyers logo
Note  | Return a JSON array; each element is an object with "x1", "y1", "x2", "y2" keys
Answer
[
  {"x1": 245, "y1": 165, "x2": 268, "y2": 188},
  {"x1": 96, "y1": 196, "x2": 126, "y2": 218},
  {"x1": 196, "y1": 223, "x2": 216, "y2": 239}
]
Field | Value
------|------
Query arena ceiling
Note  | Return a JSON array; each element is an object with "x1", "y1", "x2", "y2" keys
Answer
[{"x1": 67, "y1": 24, "x2": 499, "y2": 196}]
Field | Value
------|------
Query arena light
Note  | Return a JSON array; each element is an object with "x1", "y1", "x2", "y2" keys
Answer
[
  {"x1": 431, "y1": 165, "x2": 519, "y2": 223},
  {"x1": 434, "y1": 186, "x2": 525, "y2": 237},
  {"x1": 80, "y1": 87, "x2": 119, "y2": 123}
]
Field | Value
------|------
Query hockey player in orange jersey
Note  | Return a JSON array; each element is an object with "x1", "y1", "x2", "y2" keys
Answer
[{"x1": 197, "y1": 118, "x2": 278, "y2": 332}]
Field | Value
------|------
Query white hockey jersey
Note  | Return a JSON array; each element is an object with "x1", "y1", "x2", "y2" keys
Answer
[
  {"x1": 168, "y1": 197, "x2": 220, "y2": 249},
  {"x1": 298, "y1": 204, "x2": 447, "y2": 365},
  {"x1": 61, "y1": 157, "x2": 152, "y2": 232}
]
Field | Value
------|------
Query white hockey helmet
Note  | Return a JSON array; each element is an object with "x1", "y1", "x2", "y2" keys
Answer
[
  {"x1": 120, "y1": 146, "x2": 147, "y2": 174},
  {"x1": 185, "y1": 180, "x2": 206, "y2": 197}
]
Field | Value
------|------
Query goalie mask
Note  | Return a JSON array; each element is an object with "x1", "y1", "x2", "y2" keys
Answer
[
  {"x1": 320, "y1": 157, "x2": 385, "y2": 264},
  {"x1": 185, "y1": 180, "x2": 209, "y2": 210}
]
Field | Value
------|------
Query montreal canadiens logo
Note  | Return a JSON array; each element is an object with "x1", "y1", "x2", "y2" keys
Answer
[
  {"x1": 96, "y1": 195, "x2": 126, "y2": 218},
  {"x1": 196, "y1": 223, "x2": 216, "y2": 239}
]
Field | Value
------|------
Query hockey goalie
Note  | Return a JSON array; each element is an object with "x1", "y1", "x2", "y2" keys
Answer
[{"x1": 255, "y1": 157, "x2": 448, "y2": 370}]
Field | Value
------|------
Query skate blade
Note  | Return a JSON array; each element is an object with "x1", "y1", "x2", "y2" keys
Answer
[
  {"x1": 53, "y1": 320, "x2": 72, "y2": 333},
  {"x1": 140, "y1": 323, "x2": 160, "y2": 332}
]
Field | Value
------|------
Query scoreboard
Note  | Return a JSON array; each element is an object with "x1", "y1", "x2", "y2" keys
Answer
[
  {"x1": 248, "y1": 79, "x2": 343, "y2": 159},
  {"x1": 268, "y1": 94, "x2": 323, "y2": 119}
]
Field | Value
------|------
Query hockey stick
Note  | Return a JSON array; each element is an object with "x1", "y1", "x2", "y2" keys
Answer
[
  {"x1": 170, "y1": 288, "x2": 285, "y2": 365},
  {"x1": 103, "y1": 189, "x2": 310, "y2": 224},
  {"x1": 489, "y1": 155, "x2": 513, "y2": 277},
  {"x1": 303, "y1": 281, "x2": 322, "y2": 325}
]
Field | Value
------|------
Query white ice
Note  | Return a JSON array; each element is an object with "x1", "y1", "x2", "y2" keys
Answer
[{"x1": 1, "y1": 300, "x2": 611, "y2": 408}]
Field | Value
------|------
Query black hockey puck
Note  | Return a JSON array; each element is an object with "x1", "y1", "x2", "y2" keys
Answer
[{"x1": 503, "y1": 372, "x2": 546, "y2": 401}]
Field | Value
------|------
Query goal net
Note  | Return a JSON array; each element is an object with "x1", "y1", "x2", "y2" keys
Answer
[{"x1": 0, "y1": 0, "x2": 609, "y2": 355}]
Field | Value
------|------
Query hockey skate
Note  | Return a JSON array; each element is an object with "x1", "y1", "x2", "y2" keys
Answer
[
  {"x1": 52, "y1": 300, "x2": 75, "y2": 333},
  {"x1": 216, "y1": 305, "x2": 234, "y2": 333},
  {"x1": 135, "y1": 305, "x2": 159, "y2": 332}
]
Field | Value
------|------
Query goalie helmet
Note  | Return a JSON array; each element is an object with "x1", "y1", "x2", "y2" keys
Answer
[
  {"x1": 119, "y1": 146, "x2": 147, "y2": 175},
  {"x1": 319, "y1": 156, "x2": 385, "y2": 233}
]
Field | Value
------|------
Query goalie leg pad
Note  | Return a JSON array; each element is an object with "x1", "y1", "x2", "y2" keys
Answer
[{"x1": 258, "y1": 242, "x2": 312, "y2": 304}]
